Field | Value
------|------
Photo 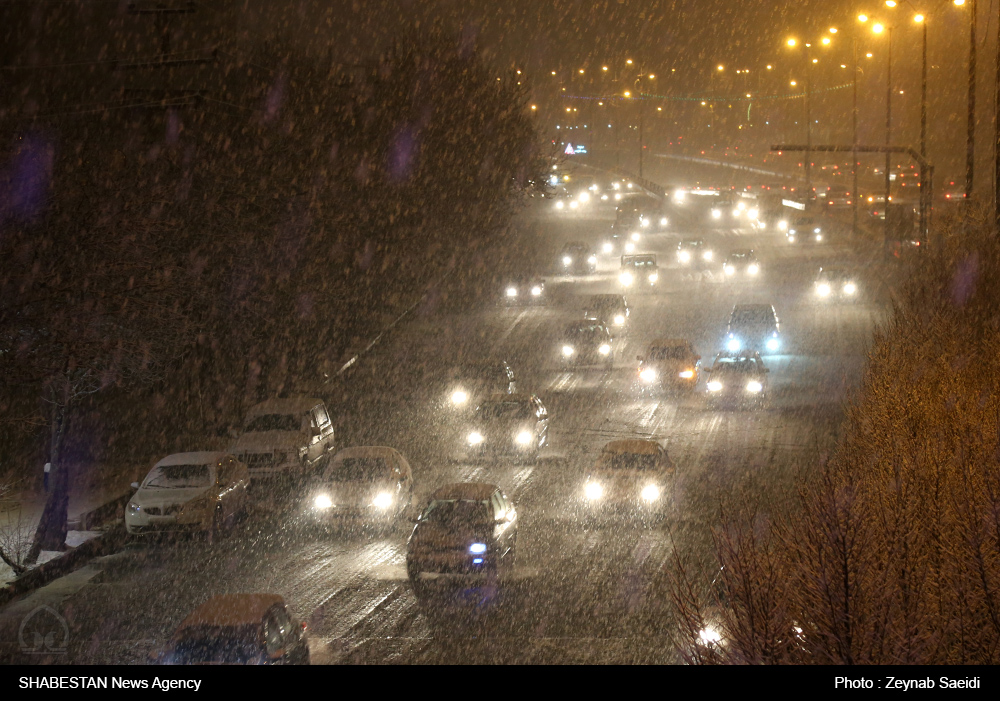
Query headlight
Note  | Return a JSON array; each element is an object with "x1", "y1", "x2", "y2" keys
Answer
[
  {"x1": 813, "y1": 227, "x2": 821, "y2": 234},
  {"x1": 624, "y1": 242, "x2": 636, "y2": 253},
  {"x1": 562, "y1": 256, "x2": 572, "y2": 266},
  {"x1": 579, "y1": 192, "x2": 590, "y2": 202},
  {"x1": 598, "y1": 343, "x2": 611, "y2": 355},
  {"x1": 469, "y1": 542, "x2": 487, "y2": 554},
  {"x1": 314, "y1": 494, "x2": 333, "y2": 509},
  {"x1": 843, "y1": 282, "x2": 857, "y2": 295},
  {"x1": 732, "y1": 208, "x2": 741, "y2": 218},
  {"x1": 601, "y1": 194, "x2": 608, "y2": 200},
  {"x1": 699, "y1": 627, "x2": 723, "y2": 645},
  {"x1": 746, "y1": 381, "x2": 763, "y2": 393},
  {"x1": 615, "y1": 193, "x2": 622, "y2": 201},
  {"x1": 788, "y1": 235, "x2": 796, "y2": 242},
  {"x1": 648, "y1": 273, "x2": 658, "y2": 283},
  {"x1": 569, "y1": 200, "x2": 579, "y2": 209},
  {"x1": 640, "y1": 368, "x2": 657, "y2": 383},
  {"x1": 620, "y1": 272, "x2": 634, "y2": 286},
  {"x1": 641, "y1": 484, "x2": 661, "y2": 502},
  {"x1": 372, "y1": 492, "x2": 393, "y2": 509},
  {"x1": 127, "y1": 502, "x2": 141, "y2": 515},
  {"x1": 585, "y1": 482, "x2": 604, "y2": 500},
  {"x1": 641, "y1": 219, "x2": 650, "y2": 227},
  {"x1": 711, "y1": 209, "x2": 722, "y2": 219},
  {"x1": 468, "y1": 431, "x2": 484, "y2": 445},
  {"x1": 562, "y1": 345, "x2": 575, "y2": 357},
  {"x1": 748, "y1": 208, "x2": 758, "y2": 219},
  {"x1": 451, "y1": 389, "x2": 468, "y2": 405},
  {"x1": 555, "y1": 201, "x2": 565, "y2": 210},
  {"x1": 727, "y1": 338, "x2": 741, "y2": 352},
  {"x1": 531, "y1": 286, "x2": 542, "y2": 296},
  {"x1": 815, "y1": 234, "x2": 823, "y2": 242},
  {"x1": 660, "y1": 217, "x2": 668, "y2": 226},
  {"x1": 506, "y1": 287, "x2": 518, "y2": 297},
  {"x1": 603, "y1": 242, "x2": 613, "y2": 253},
  {"x1": 679, "y1": 369, "x2": 695, "y2": 379},
  {"x1": 766, "y1": 338, "x2": 780, "y2": 352},
  {"x1": 703, "y1": 250, "x2": 713, "y2": 261},
  {"x1": 778, "y1": 220, "x2": 788, "y2": 231},
  {"x1": 631, "y1": 232, "x2": 641, "y2": 241},
  {"x1": 515, "y1": 430, "x2": 533, "y2": 445},
  {"x1": 613, "y1": 314, "x2": 625, "y2": 325},
  {"x1": 724, "y1": 265, "x2": 735, "y2": 275},
  {"x1": 817, "y1": 283, "x2": 831, "y2": 297},
  {"x1": 678, "y1": 250, "x2": 691, "y2": 263},
  {"x1": 587, "y1": 255, "x2": 597, "y2": 265},
  {"x1": 707, "y1": 380, "x2": 723, "y2": 392},
  {"x1": 747, "y1": 264, "x2": 759, "y2": 275}
]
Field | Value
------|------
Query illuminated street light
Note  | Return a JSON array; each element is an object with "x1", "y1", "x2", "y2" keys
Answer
[
  {"x1": 766, "y1": 64, "x2": 773, "y2": 69},
  {"x1": 914, "y1": 14, "x2": 924, "y2": 22},
  {"x1": 648, "y1": 74, "x2": 655, "y2": 79},
  {"x1": 530, "y1": 104, "x2": 537, "y2": 110},
  {"x1": 717, "y1": 64, "x2": 724, "y2": 71},
  {"x1": 579, "y1": 69, "x2": 585, "y2": 74},
  {"x1": 626, "y1": 59, "x2": 633, "y2": 64},
  {"x1": 787, "y1": 38, "x2": 797, "y2": 47},
  {"x1": 623, "y1": 90, "x2": 631, "y2": 97},
  {"x1": 790, "y1": 80, "x2": 797, "y2": 86},
  {"x1": 602, "y1": 65, "x2": 609, "y2": 71},
  {"x1": 822, "y1": 37, "x2": 831, "y2": 45},
  {"x1": 886, "y1": 0, "x2": 897, "y2": 6},
  {"x1": 873, "y1": 22, "x2": 885, "y2": 33},
  {"x1": 859, "y1": 13, "x2": 869, "y2": 21},
  {"x1": 830, "y1": 27, "x2": 838, "y2": 33}
]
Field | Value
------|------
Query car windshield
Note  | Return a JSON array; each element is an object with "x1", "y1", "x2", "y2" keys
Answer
[
  {"x1": 420, "y1": 499, "x2": 492, "y2": 525},
  {"x1": 244, "y1": 414, "x2": 300, "y2": 432},
  {"x1": 680, "y1": 240, "x2": 704, "y2": 249},
  {"x1": 600, "y1": 452, "x2": 660, "y2": 471},
  {"x1": 730, "y1": 309, "x2": 774, "y2": 325},
  {"x1": 623, "y1": 257, "x2": 656, "y2": 267},
  {"x1": 649, "y1": 346, "x2": 688, "y2": 360},
  {"x1": 565, "y1": 325, "x2": 603, "y2": 339},
  {"x1": 172, "y1": 626, "x2": 260, "y2": 664},
  {"x1": 477, "y1": 402, "x2": 532, "y2": 419},
  {"x1": 325, "y1": 457, "x2": 389, "y2": 482},
  {"x1": 728, "y1": 252, "x2": 751, "y2": 261},
  {"x1": 713, "y1": 359, "x2": 759, "y2": 373},
  {"x1": 144, "y1": 464, "x2": 212, "y2": 489}
]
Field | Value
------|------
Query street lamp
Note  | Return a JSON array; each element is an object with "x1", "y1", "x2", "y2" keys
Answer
[
  {"x1": 786, "y1": 35, "x2": 832, "y2": 202},
  {"x1": 861, "y1": 14, "x2": 895, "y2": 244}
]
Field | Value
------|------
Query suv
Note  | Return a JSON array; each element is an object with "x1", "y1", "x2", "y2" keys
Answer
[
  {"x1": 229, "y1": 398, "x2": 335, "y2": 480},
  {"x1": 620, "y1": 254, "x2": 658, "y2": 288},
  {"x1": 583, "y1": 294, "x2": 630, "y2": 330},
  {"x1": 725, "y1": 304, "x2": 780, "y2": 353}
]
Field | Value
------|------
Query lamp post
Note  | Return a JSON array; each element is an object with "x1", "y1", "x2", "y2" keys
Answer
[
  {"x1": 860, "y1": 16, "x2": 895, "y2": 242},
  {"x1": 786, "y1": 37, "x2": 833, "y2": 204}
]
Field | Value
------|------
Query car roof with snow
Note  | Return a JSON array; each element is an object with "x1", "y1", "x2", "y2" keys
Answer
[
  {"x1": 154, "y1": 451, "x2": 228, "y2": 468},
  {"x1": 430, "y1": 482, "x2": 499, "y2": 501},
  {"x1": 174, "y1": 594, "x2": 285, "y2": 632}
]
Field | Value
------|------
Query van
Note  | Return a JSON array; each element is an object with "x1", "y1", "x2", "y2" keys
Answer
[{"x1": 229, "y1": 398, "x2": 335, "y2": 480}]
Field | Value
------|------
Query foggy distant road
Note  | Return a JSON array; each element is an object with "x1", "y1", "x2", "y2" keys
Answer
[{"x1": 0, "y1": 186, "x2": 887, "y2": 664}]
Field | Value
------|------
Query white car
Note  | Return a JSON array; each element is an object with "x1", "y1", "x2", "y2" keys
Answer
[
  {"x1": 304, "y1": 446, "x2": 414, "y2": 529},
  {"x1": 125, "y1": 452, "x2": 249, "y2": 539},
  {"x1": 229, "y1": 398, "x2": 335, "y2": 480}
]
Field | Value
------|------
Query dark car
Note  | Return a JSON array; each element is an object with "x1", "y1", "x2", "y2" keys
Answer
[
  {"x1": 583, "y1": 294, "x2": 630, "y2": 330},
  {"x1": 602, "y1": 220, "x2": 640, "y2": 256},
  {"x1": 705, "y1": 352, "x2": 769, "y2": 407},
  {"x1": 559, "y1": 320, "x2": 615, "y2": 369},
  {"x1": 620, "y1": 253, "x2": 659, "y2": 288},
  {"x1": 786, "y1": 216, "x2": 824, "y2": 243},
  {"x1": 721, "y1": 250, "x2": 761, "y2": 280},
  {"x1": 725, "y1": 303, "x2": 781, "y2": 353},
  {"x1": 151, "y1": 594, "x2": 310, "y2": 665},
  {"x1": 676, "y1": 239, "x2": 715, "y2": 268},
  {"x1": 504, "y1": 275, "x2": 545, "y2": 305},
  {"x1": 466, "y1": 394, "x2": 550, "y2": 462},
  {"x1": 558, "y1": 242, "x2": 598, "y2": 274},
  {"x1": 406, "y1": 482, "x2": 518, "y2": 598},
  {"x1": 813, "y1": 267, "x2": 859, "y2": 301},
  {"x1": 443, "y1": 361, "x2": 516, "y2": 410},
  {"x1": 636, "y1": 338, "x2": 701, "y2": 392}
]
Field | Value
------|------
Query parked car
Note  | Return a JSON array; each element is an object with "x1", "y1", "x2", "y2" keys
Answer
[
  {"x1": 125, "y1": 452, "x2": 248, "y2": 540},
  {"x1": 406, "y1": 483, "x2": 518, "y2": 598},
  {"x1": 150, "y1": 594, "x2": 309, "y2": 665},
  {"x1": 303, "y1": 446, "x2": 413, "y2": 529},
  {"x1": 229, "y1": 398, "x2": 335, "y2": 481}
]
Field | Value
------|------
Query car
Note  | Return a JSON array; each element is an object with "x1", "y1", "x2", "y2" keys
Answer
[
  {"x1": 583, "y1": 293, "x2": 630, "y2": 330},
  {"x1": 443, "y1": 361, "x2": 516, "y2": 410},
  {"x1": 558, "y1": 241, "x2": 598, "y2": 274},
  {"x1": 125, "y1": 452, "x2": 249, "y2": 540},
  {"x1": 582, "y1": 440, "x2": 674, "y2": 518},
  {"x1": 504, "y1": 275, "x2": 545, "y2": 305},
  {"x1": 600, "y1": 230, "x2": 636, "y2": 256},
  {"x1": 813, "y1": 267, "x2": 859, "y2": 301},
  {"x1": 636, "y1": 339, "x2": 702, "y2": 392},
  {"x1": 406, "y1": 483, "x2": 518, "y2": 598},
  {"x1": 620, "y1": 253, "x2": 658, "y2": 288},
  {"x1": 558, "y1": 320, "x2": 615, "y2": 369},
  {"x1": 303, "y1": 446, "x2": 414, "y2": 529},
  {"x1": 786, "y1": 216, "x2": 824, "y2": 243},
  {"x1": 617, "y1": 195, "x2": 669, "y2": 230},
  {"x1": 229, "y1": 398, "x2": 336, "y2": 481},
  {"x1": 150, "y1": 594, "x2": 310, "y2": 665},
  {"x1": 676, "y1": 239, "x2": 714, "y2": 268},
  {"x1": 705, "y1": 352, "x2": 769, "y2": 407},
  {"x1": 466, "y1": 393, "x2": 549, "y2": 462},
  {"x1": 725, "y1": 304, "x2": 781, "y2": 353},
  {"x1": 721, "y1": 250, "x2": 761, "y2": 279}
]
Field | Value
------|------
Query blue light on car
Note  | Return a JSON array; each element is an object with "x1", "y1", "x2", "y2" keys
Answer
[
  {"x1": 727, "y1": 338, "x2": 741, "y2": 352},
  {"x1": 766, "y1": 338, "x2": 780, "y2": 351},
  {"x1": 472, "y1": 558, "x2": 484, "y2": 564},
  {"x1": 469, "y1": 543, "x2": 487, "y2": 554}
]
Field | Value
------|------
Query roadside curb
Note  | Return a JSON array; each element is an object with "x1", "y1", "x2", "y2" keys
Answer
[{"x1": 0, "y1": 524, "x2": 126, "y2": 611}]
